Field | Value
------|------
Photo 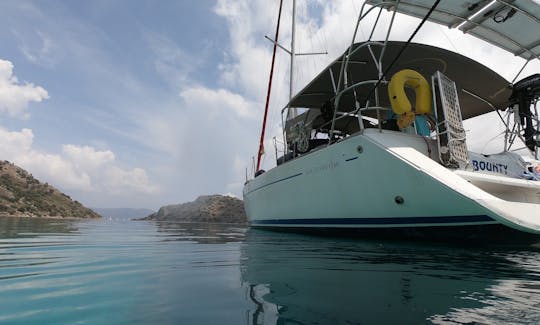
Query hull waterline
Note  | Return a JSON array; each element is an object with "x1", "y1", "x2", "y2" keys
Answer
[{"x1": 243, "y1": 130, "x2": 540, "y2": 237}]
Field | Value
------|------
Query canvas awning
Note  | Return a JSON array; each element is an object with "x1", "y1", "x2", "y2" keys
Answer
[{"x1": 286, "y1": 41, "x2": 512, "y2": 121}]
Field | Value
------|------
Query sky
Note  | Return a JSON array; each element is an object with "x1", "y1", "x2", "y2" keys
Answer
[{"x1": 0, "y1": 1, "x2": 538, "y2": 210}]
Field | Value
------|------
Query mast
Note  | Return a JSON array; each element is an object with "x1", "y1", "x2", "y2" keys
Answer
[
  {"x1": 289, "y1": 0, "x2": 297, "y2": 118},
  {"x1": 256, "y1": 0, "x2": 284, "y2": 173},
  {"x1": 286, "y1": 1, "x2": 327, "y2": 122},
  {"x1": 256, "y1": 0, "x2": 326, "y2": 173}
]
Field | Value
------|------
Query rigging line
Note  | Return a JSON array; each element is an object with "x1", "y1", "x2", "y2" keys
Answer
[
  {"x1": 461, "y1": 88, "x2": 510, "y2": 129},
  {"x1": 438, "y1": 25, "x2": 459, "y2": 54},
  {"x1": 321, "y1": 4, "x2": 329, "y2": 56},
  {"x1": 481, "y1": 130, "x2": 506, "y2": 154},
  {"x1": 368, "y1": 7, "x2": 384, "y2": 41},
  {"x1": 307, "y1": 8, "x2": 322, "y2": 77},
  {"x1": 511, "y1": 59, "x2": 531, "y2": 84},
  {"x1": 256, "y1": 0, "x2": 284, "y2": 173},
  {"x1": 351, "y1": 0, "x2": 366, "y2": 40},
  {"x1": 313, "y1": 3, "x2": 328, "y2": 80},
  {"x1": 494, "y1": 105, "x2": 509, "y2": 129},
  {"x1": 341, "y1": 0, "x2": 441, "y2": 133},
  {"x1": 363, "y1": 0, "x2": 441, "y2": 107}
]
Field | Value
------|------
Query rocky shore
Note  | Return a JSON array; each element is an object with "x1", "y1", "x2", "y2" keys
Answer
[
  {"x1": 142, "y1": 195, "x2": 247, "y2": 224},
  {"x1": 0, "y1": 160, "x2": 101, "y2": 219}
]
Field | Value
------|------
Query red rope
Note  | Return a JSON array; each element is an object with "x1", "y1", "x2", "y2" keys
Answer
[{"x1": 256, "y1": 0, "x2": 284, "y2": 173}]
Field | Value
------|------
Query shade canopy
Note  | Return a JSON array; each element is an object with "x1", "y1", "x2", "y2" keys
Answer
[{"x1": 287, "y1": 41, "x2": 512, "y2": 121}]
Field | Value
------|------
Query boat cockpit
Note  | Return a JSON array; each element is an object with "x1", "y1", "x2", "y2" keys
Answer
[{"x1": 276, "y1": 41, "x2": 540, "y2": 200}]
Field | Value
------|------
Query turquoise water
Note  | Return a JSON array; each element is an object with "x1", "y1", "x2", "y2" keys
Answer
[{"x1": 1, "y1": 218, "x2": 540, "y2": 324}]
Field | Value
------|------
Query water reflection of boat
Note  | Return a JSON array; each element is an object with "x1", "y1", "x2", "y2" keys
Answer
[
  {"x1": 429, "y1": 252, "x2": 540, "y2": 324},
  {"x1": 241, "y1": 229, "x2": 540, "y2": 324},
  {"x1": 244, "y1": 1, "x2": 540, "y2": 237}
]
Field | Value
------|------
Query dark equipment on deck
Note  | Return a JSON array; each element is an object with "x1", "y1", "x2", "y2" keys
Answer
[{"x1": 509, "y1": 74, "x2": 540, "y2": 151}]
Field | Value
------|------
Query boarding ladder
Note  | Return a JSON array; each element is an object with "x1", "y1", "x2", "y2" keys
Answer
[{"x1": 432, "y1": 71, "x2": 469, "y2": 168}]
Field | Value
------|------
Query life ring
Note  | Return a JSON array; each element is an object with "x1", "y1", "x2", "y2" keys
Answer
[{"x1": 388, "y1": 69, "x2": 432, "y2": 116}]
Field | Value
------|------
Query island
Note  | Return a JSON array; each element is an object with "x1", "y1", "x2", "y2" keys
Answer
[
  {"x1": 0, "y1": 160, "x2": 101, "y2": 219},
  {"x1": 142, "y1": 195, "x2": 247, "y2": 224}
]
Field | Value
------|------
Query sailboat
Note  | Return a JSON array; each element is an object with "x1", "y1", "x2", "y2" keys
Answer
[{"x1": 243, "y1": 0, "x2": 540, "y2": 237}]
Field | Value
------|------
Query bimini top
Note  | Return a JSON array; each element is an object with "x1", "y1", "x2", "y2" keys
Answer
[
  {"x1": 367, "y1": 0, "x2": 540, "y2": 61},
  {"x1": 287, "y1": 41, "x2": 512, "y2": 120}
]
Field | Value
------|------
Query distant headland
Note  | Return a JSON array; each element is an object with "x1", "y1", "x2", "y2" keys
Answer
[
  {"x1": 142, "y1": 195, "x2": 247, "y2": 224},
  {"x1": 0, "y1": 160, "x2": 101, "y2": 219}
]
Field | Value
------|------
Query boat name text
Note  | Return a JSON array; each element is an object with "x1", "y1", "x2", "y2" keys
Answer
[
  {"x1": 306, "y1": 160, "x2": 340, "y2": 175},
  {"x1": 472, "y1": 160, "x2": 508, "y2": 175}
]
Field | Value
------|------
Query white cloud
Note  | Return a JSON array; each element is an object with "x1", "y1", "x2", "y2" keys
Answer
[
  {"x1": 18, "y1": 30, "x2": 56, "y2": 67},
  {"x1": 144, "y1": 31, "x2": 201, "y2": 89},
  {"x1": 214, "y1": 0, "x2": 284, "y2": 98},
  {"x1": 0, "y1": 58, "x2": 49, "y2": 118},
  {"x1": 0, "y1": 127, "x2": 92, "y2": 190},
  {"x1": 224, "y1": 192, "x2": 239, "y2": 199},
  {"x1": 0, "y1": 126, "x2": 158, "y2": 195},
  {"x1": 102, "y1": 166, "x2": 156, "y2": 195},
  {"x1": 130, "y1": 84, "x2": 259, "y2": 160},
  {"x1": 180, "y1": 86, "x2": 256, "y2": 119},
  {"x1": 125, "y1": 81, "x2": 262, "y2": 201},
  {"x1": 62, "y1": 144, "x2": 115, "y2": 171}
]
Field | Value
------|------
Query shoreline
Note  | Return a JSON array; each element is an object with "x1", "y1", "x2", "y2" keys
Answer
[{"x1": 0, "y1": 213, "x2": 100, "y2": 220}]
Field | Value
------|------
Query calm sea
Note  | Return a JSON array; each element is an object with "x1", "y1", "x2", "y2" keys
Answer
[{"x1": 1, "y1": 217, "x2": 540, "y2": 324}]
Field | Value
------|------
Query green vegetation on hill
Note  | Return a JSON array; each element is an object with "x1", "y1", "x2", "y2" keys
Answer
[
  {"x1": 143, "y1": 195, "x2": 246, "y2": 224},
  {"x1": 0, "y1": 160, "x2": 100, "y2": 218}
]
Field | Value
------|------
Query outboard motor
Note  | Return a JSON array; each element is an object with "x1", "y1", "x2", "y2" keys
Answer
[
  {"x1": 509, "y1": 74, "x2": 540, "y2": 151},
  {"x1": 320, "y1": 100, "x2": 335, "y2": 122}
]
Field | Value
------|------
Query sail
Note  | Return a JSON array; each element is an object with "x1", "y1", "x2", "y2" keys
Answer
[{"x1": 366, "y1": 0, "x2": 540, "y2": 61}]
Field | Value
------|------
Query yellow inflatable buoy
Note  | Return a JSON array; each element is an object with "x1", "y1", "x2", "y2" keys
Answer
[
  {"x1": 397, "y1": 111, "x2": 416, "y2": 129},
  {"x1": 388, "y1": 69, "x2": 432, "y2": 116}
]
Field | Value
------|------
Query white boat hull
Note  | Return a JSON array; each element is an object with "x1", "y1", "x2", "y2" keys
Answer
[{"x1": 243, "y1": 129, "x2": 540, "y2": 235}]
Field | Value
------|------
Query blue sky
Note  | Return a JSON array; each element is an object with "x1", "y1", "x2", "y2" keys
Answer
[
  {"x1": 0, "y1": 1, "x2": 251, "y2": 209},
  {"x1": 0, "y1": 1, "x2": 538, "y2": 210}
]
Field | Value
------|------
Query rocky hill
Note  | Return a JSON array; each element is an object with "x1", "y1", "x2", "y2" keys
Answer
[
  {"x1": 0, "y1": 160, "x2": 101, "y2": 219},
  {"x1": 143, "y1": 195, "x2": 246, "y2": 224}
]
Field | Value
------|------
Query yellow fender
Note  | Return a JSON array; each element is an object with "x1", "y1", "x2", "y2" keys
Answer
[
  {"x1": 388, "y1": 69, "x2": 432, "y2": 115},
  {"x1": 397, "y1": 111, "x2": 416, "y2": 129}
]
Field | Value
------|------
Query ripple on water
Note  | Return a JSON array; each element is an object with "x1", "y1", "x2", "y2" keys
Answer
[
  {"x1": 2, "y1": 219, "x2": 540, "y2": 324},
  {"x1": 0, "y1": 219, "x2": 250, "y2": 324}
]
